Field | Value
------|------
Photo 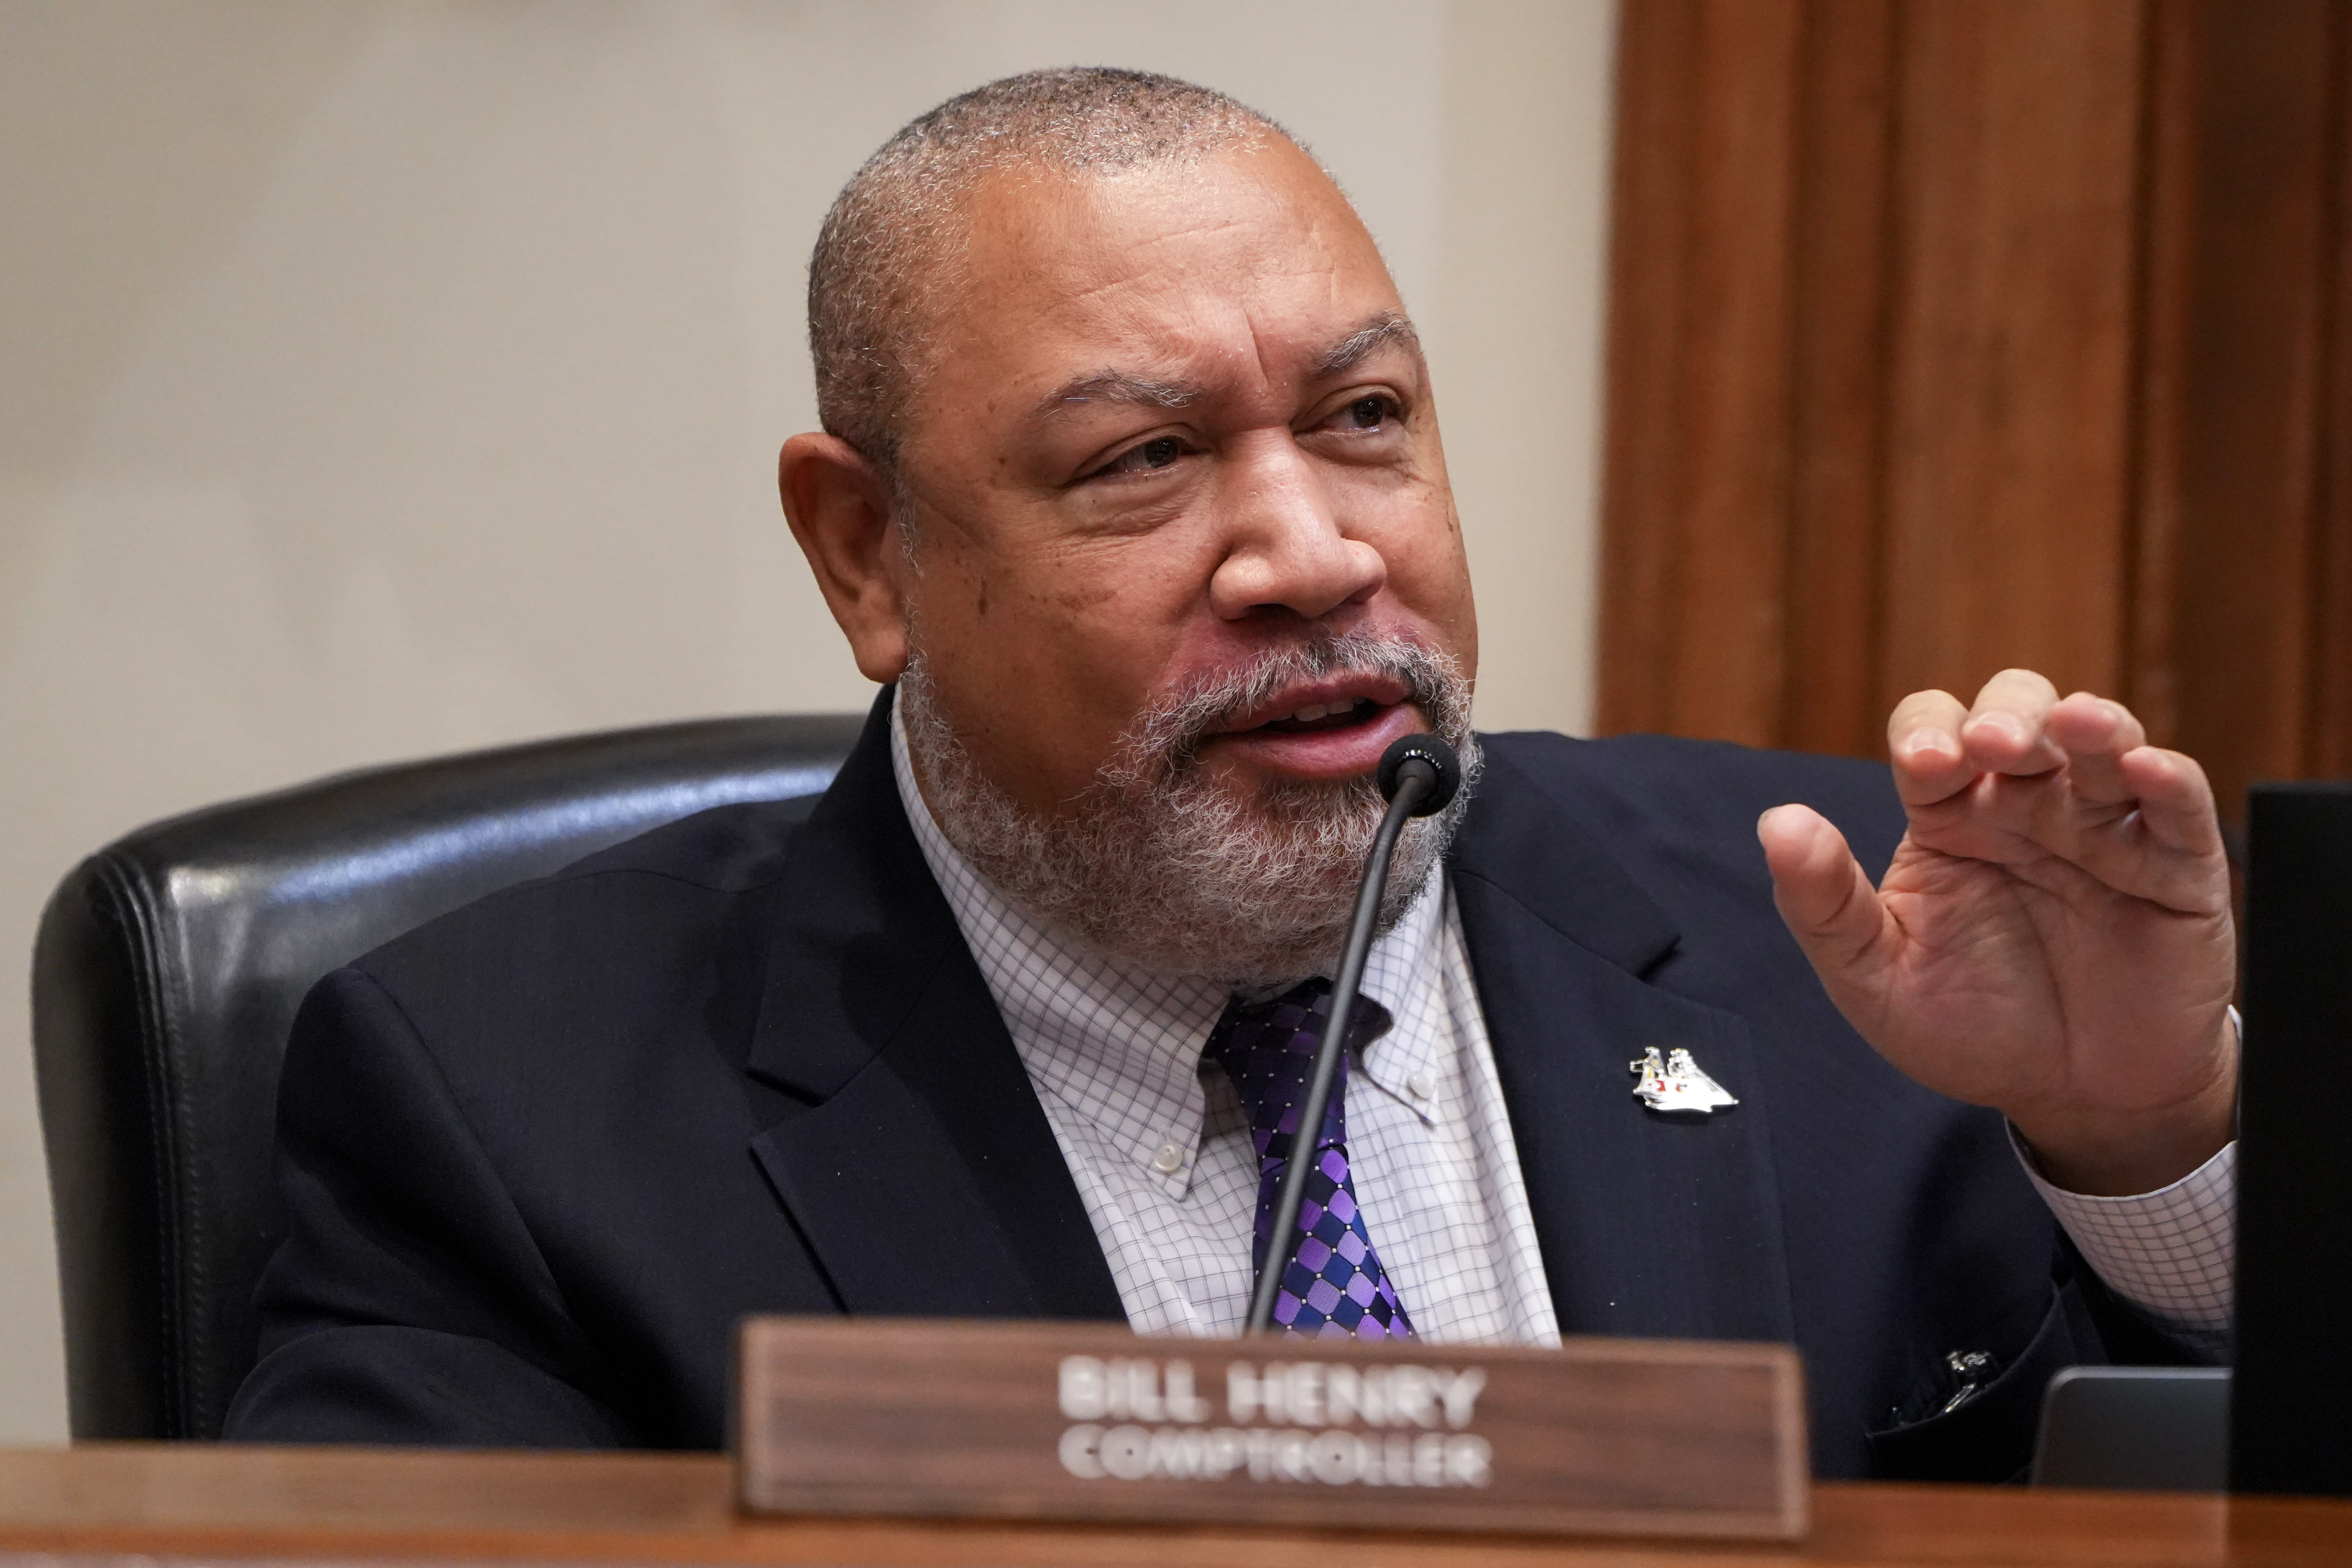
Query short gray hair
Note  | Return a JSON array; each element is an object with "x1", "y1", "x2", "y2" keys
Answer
[{"x1": 807, "y1": 68, "x2": 1294, "y2": 479}]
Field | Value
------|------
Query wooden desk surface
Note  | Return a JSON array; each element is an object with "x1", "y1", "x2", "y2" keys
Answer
[{"x1": 0, "y1": 1444, "x2": 2342, "y2": 1568}]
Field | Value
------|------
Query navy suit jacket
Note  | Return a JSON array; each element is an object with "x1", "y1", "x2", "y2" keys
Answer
[{"x1": 226, "y1": 693, "x2": 2177, "y2": 1478}]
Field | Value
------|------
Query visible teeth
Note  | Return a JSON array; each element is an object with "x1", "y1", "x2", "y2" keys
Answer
[{"x1": 1262, "y1": 698, "x2": 1377, "y2": 728}]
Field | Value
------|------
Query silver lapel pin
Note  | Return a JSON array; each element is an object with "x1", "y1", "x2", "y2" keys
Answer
[{"x1": 1629, "y1": 1047, "x2": 1739, "y2": 1114}]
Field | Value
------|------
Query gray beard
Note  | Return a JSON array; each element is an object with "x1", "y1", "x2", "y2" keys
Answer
[{"x1": 898, "y1": 629, "x2": 1481, "y2": 988}]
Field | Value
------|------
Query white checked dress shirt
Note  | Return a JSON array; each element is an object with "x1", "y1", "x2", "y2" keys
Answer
[{"x1": 891, "y1": 708, "x2": 2236, "y2": 1349}]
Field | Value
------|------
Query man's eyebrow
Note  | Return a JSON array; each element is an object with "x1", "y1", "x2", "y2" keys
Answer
[
  {"x1": 1311, "y1": 312, "x2": 1424, "y2": 381},
  {"x1": 1029, "y1": 313, "x2": 1424, "y2": 422},
  {"x1": 1033, "y1": 372, "x2": 1206, "y2": 421}
]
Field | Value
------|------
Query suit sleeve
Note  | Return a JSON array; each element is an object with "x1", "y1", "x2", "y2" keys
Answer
[{"x1": 224, "y1": 966, "x2": 637, "y2": 1447}]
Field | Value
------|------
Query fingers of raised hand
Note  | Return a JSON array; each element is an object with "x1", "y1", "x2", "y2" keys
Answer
[
  {"x1": 1888, "y1": 670, "x2": 2070, "y2": 805},
  {"x1": 1958, "y1": 668, "x2": 2065, "y2": 775},
  {"x1": 2042, "y1": 691, "x2": 2148, "y2": 805},
  {"x1": 1887, "y1": 689, "x2": 1972, "y2": 806},
  {"x1": 1884, "y1": 675, "x2": 2228, "y2": 910},
  {"x1": 1955, "y1": 690, "x2": 2228, "y2": 910},
  {"x1": 1984, "y1": 686, "x2": 2222, "y2": 863},
  {"x1": 2114, "y1": 743, "x2": 2227, "y2": 861}
]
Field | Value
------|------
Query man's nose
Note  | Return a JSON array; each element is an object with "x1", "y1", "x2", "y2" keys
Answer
[{"x1": 1206, "y1": 435, "x2": 1387, "y2": 623}]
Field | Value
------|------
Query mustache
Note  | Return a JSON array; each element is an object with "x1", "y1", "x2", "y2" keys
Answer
[{"x1": 1107, "y1": 629, "x2": 1473, "y2": 784}]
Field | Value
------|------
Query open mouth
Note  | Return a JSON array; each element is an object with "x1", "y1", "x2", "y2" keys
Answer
[
  {"x1": 1189, "y1": 671, "x2": 1424, "y2": 782},
  {"x1": 1253, "y1": 697, "x2": 1389, "y2": 735}
]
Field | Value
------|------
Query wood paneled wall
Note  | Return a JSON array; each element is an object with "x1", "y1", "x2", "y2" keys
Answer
[{"x1": 1598, "y1": 0, "x2": 2352, "y2": 816}]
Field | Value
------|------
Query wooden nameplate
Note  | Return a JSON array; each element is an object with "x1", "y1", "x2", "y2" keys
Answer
[{"x1": 735, "y1": 1318, "x2": 1808, "y2": 1540}]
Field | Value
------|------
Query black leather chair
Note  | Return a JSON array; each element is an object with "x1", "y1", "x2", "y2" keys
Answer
[{"x1": 32, "y1": 713, "x2": 865, "y2": 1441}]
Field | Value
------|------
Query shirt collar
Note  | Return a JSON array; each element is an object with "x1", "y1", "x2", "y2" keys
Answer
[{"x1": 889, "y1": 698, "x2": 1451, "y2": 1189}]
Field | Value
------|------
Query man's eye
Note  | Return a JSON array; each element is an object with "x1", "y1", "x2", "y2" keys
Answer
[
  {"x1": 1096, "y1": 435, "x2": 1187, "y2": 477},
  {"x1": 1340, "y1": 395, "x2": 1396, "y2": 431}
]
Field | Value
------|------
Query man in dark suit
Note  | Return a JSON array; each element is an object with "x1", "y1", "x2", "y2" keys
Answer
[{"x1": 226, "y1": 70, "x2": 2238, "y2": 1481}]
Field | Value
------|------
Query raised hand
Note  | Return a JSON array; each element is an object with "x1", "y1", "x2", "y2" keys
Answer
[{"x1": 1757, "y1": 669, "x2": 2238, "y2": 1196}]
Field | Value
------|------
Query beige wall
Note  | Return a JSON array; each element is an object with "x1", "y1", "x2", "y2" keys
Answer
[{"x1": 0, "y1": 0, "x2": 1617, "y2": 1439}]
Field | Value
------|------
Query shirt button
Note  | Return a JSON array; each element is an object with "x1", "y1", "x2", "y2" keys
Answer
[
  {"x1": 1407, "y1": 1070, "x2": 1436, "y2": 1101},
  {"x1": 1152, "y1": 1141, "x2": 1185, "y2": 1175}
]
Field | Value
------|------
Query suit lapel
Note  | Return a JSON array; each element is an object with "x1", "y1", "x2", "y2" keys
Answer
[
  {"x1": 1451, "y1": 746, "x2": 1797, "y2": 1344},
  {"x1": 742, "y1": 691, "x2": 1124, "y2": 1321},
  {"x1": 734, "y1": 705, "x2": 1796, "y2": 1340}
]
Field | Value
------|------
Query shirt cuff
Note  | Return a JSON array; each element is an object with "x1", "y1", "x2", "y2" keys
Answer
[{"x1": 2012, "y1": 1126, "x2": 2235, "y2": 1353}]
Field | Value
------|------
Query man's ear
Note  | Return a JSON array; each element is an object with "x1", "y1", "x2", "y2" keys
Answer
[{"x1": 779, "y1": 433, "x2": 912, "y2": 684}]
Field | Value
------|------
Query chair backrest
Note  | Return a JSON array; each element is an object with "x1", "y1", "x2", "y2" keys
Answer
[{"x1": 32, "y1": 713, "x2": 866, "y2": 1440}]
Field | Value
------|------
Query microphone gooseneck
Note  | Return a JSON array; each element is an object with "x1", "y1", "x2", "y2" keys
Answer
[{"x1": 1242, "y1": 732, "x2": 1463, "y2": 1336}]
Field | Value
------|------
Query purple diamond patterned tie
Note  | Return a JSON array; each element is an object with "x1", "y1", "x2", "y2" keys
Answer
[{"x1": 1204, "y1": 978, "x2": 1414, "y2": 1340}]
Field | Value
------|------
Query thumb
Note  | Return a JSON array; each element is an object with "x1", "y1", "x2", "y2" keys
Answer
[{"x1": 1758, "y1": 804, "x2": 1894, "y2": 982}]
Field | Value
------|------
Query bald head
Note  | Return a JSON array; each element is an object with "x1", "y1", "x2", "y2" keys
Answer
[{"x1": 807, "y1": 68, "x2": 1303, "y2": 477}]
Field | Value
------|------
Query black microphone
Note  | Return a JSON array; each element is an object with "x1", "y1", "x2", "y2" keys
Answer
[{"x1": 1242, "y1": 732, "x2": 1463, "y2": 1336}]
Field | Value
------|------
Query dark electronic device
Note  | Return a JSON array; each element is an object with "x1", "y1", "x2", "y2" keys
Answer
[
  {"x1": 2032, "y1": 782, "x2": 2352, "y2": 1494},
  {"x1": 2230, "y1": 782, "x2": 2352, "y2": 1496},
  {"x1": 2033, "y1": 1368, "x2": 2229, "y2": 1490}
]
